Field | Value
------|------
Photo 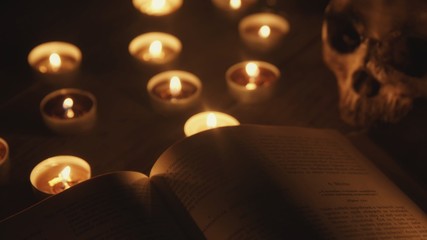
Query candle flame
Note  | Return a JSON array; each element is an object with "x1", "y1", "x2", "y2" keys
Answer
[
  {"x1": 63, "y1": 98, "x2": 74, "y2": 109},
  {"x1": 59, "y1": 166, "x2": 72, "y2": 182},
  {"x1": 149, "y1": 40, "x2": 164, "y2": 58},
  {"x1": 63, "y1": 98, "x2": 75, "y2": 118},
  {"x1": 49, "y1": 53, "x2": 62, "y2": 70},
  {"x1": 151, "y1": 0, "x2": 166, "y2": 10},
  {"x1": 258, "y1": 25, "x2": 271, "y2": 39},
  {"x1": 245, "y1": 62, "x2": 260, "y2": 78},
  {"x1": 245, "y1": 62, "x2": 260, "y2": 90},
  {"x1": 230, "y1": 0, "x2": 241, "y2": 9},
  {"x1": 206, "y1": 113, "x2": 217, "y2": 128},
  {"x1": 169, "y1": 76, "x2": 182, "y2": 97},
  {"x1": 48, "y1": 166, "x2": 72, "y2": 188}
]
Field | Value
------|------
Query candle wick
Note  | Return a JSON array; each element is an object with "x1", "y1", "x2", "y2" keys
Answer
[
  {"x1": 245, "y1": 75, "x2": 258, "y2": 90},
  {"x1": 249, "y1": 76, "x2": 257, "y2": 83},
  {"x1": 61, "y1": 179, "x2": 71, "y2": 189}
]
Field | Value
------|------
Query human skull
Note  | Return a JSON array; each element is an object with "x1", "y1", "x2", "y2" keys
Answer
[{"x1": 322, "y1": 0, "x2": 427, "y2": 126}]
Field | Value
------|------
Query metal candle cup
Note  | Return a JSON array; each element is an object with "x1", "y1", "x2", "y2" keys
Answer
[
  {"x1": 132, "y1": 0, "x2": 183, "y2": 16},
  {"x1": 184, "y1": 111, "x2": 240, "y2": 137},
  {"x1": 129, "y1": 32, "x2": 182, "y2": 66},
  {"x1": 226, "y1": 60, "x2": 280, "y2": 103},
  {"x1": 40, "y1": 88, "x2": 97, "y2": 135},
  {"x1": 147, "y1": 70, "x2": 202, "y2": 113},
  {"x1": 30, "y1": 155, "x2": 91, "y2": 196},
  {"x1": 239, "y1": 13, "x2": 290, "y2": 52}
]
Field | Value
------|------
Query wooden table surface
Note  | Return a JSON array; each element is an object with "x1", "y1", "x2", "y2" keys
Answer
[{"x1": 1, "y1": 0, "x2": 426, "y2": 220}]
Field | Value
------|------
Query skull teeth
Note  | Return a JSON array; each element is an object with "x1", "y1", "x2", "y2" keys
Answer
[{"x1": 339, "y1": 89, "x2": 413, "y2": 126}]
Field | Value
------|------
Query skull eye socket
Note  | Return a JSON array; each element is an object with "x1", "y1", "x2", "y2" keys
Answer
[
  {"x1": 326, "y1": 14, "x2": 361, "y2": 54},
  {"x1": 390, "y1": 36, "x2": 427, "y2": 78}
]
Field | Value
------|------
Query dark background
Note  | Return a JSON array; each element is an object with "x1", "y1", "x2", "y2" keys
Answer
[{"x1": 1, "y1": 0, "x2": 426, "y2": 220}]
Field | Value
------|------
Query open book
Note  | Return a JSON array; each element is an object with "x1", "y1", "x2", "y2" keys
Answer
[{"x1": 1, "y1": 125, "x2": 427, "y2": 239}]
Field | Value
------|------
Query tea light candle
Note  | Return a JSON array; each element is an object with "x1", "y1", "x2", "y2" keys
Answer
[
  {"x1": 129, "y1": 32, "x2": 182, "y2": 65},
  {"x1": 0, "y1": 138, "x2": 9, "y2": 184},
  {"x1": 239, "y1": 13, "x2": 290, "y2": 52},
  {"x1": 226, "y1": 60, "x2": 280, "y2": 103},
  {"x1": 147, "y1": 70, "x2": 202, "y2": 113},
  {"x1": 30, "y1": 155, "x2": 91, "y2": 195},
  {"x1": 184, "y1": 111, "x2": 240, "y2": 137},
  {"x1": 40, "y1": 88, "x2": 97, "y2": 135},
  {"x1": 132, "y1": 0, "x2": 183, "y2": 16},
  {"x1": 212, "y1": 0, "x2": 257, "y2": 12},
  {"x1": 28, "y1": 41, "x2": 82, "y2": 75}
]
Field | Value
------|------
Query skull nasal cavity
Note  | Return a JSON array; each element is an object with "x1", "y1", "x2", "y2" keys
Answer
[{"x1": 352, "y1": 70, "x2": 381, "y2": 98}]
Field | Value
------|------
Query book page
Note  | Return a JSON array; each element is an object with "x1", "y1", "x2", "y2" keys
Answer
[
  {"x1": 150, "y1": 125, "x2": 427, "y2": 239},
  {"x1": 348, "y1": 132, "x2": 427, "y2": 212},
  {"x1": 0, "y1": 171, "x2": 189, "y2": 240}
]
